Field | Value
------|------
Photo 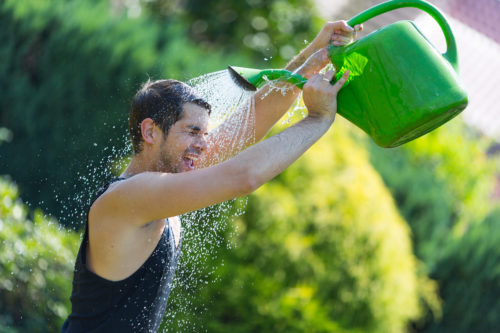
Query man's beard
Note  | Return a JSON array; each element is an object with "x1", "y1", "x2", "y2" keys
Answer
[{"x1": 157, "y1": 140, "x2": 180, "y2": 173}]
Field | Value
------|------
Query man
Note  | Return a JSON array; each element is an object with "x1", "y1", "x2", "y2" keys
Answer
[{"x1": 62, "y1": 21, "x2": 361, "y2": 332}]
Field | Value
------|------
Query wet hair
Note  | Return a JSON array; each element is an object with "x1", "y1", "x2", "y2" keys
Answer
[{"x1": 129, "y1": 79, "x2": 211, "y2": 154}]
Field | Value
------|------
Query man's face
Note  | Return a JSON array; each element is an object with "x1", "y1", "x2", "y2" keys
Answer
[{"x1": 157, "y1": 103, "x2": 209, "y2": 173}]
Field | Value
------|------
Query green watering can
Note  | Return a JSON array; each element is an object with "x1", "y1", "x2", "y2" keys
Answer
[{"x1": 228, "y1": 0, "x2": 468, "y2": 148}]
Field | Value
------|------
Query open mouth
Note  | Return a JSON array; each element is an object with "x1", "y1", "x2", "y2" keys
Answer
[{"x1": 182, "y1": 154, "x2": 198, "y2": 171}]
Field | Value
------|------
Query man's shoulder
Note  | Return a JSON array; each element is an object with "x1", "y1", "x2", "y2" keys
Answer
[
  {"x1": 88, "y1": 178, "x2": 129, "y2": 226},
  {"x1": 88, "y1": 175, "x2": 161, "y2": 230},
  {"x1": 91, "y1": 177, "x2": 126, "y2": 204}
]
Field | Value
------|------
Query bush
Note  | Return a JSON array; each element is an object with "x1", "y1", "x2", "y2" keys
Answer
[
  {"x1": 422, "y1": 209, "x2": 500, "y2": 333},
  {"x1": 0, "y1": 177, "x2": 79, "y2": 332},
  {"x1": 368, "y1": 119, "x2": 497, "y2": 268},
  {"x1": 162, "y1": 119, "x2": 437, "y2": 332}
]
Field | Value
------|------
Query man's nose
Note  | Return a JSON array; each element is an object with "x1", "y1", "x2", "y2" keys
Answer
[{"x1": 193, "y1": 135, "x2": 208, "y2": 151}]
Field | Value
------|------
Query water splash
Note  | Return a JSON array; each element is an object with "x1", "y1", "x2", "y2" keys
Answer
[
  {"x1": 188, "y1": 70, "x2": 254, "y2": 130},
  {"x1": 53, "y1": 68, "x2": 266, "y2": 332},
  {"x1": 55, "y1": 133, "x2": 132, "y2": 231},
  {"x1": 57, "y1": 70, "x2": 256, "y2": 231},
  {"x1": 282, "y1": 95, "x2": 307, "y2": 125},
  {"x1": 257, "y1": 74, "x2": 307, "y2": 126},
  {"x1": 161, "y1": 70, "x2": 257, "y2": 331},
  {"x1": 161, "y1": 69, "x2": 313, "y2": 331}
]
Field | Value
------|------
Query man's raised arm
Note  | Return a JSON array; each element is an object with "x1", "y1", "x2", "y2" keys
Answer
[
  {"x1": 202, "y1": 21, "x2": 361, "y2": 165},
  {"x1": 91, "y1": 70, "x2": 349, "y2": 226}
]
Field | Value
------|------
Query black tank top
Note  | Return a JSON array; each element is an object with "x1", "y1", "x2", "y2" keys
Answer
[{"x1": 61, "y1": 178, "x2": 182, "y2": 333}]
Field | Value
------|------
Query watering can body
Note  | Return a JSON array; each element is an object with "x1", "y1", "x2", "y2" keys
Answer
[
  {"x1": 330, "y1": 19, "x2": 468, "y2": 147},
  {"x1": 229, "y1": 0, "x2": 468, "y2": 148}
]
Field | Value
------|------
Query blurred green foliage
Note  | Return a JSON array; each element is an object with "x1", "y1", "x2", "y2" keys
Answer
[
  {"x1": 367, "y1": 119, "x2": 499, "y2": 332},
  {"x1": 139, "y1": 0, "x2": 322, "y2": 65},
  {"x1": 368, "y1": 120, "x2": 498, "y2": 268},
  {"x1": 162, "y1": 120, "x2": 438, "y2": 332},
  {"x1": 0, "y1": 128, "x2": 12, "y2": 145},
  {"x1": 422, "y1": 208, "x2": 500, "y2": 332},
  {"x1": 0, "y1": 177, "x2": 79, "y2": 332}
]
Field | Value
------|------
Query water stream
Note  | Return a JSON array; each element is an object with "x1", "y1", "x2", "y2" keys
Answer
[
  {"x1": 162, "y1": 70, "x2": 256, "y2": 331},
  {"x1": 162, "y1": 70, "x2": 308, "y2": 331},
  {"x1": 56, "y1": 68, "x2": 302, "y2": 331}
]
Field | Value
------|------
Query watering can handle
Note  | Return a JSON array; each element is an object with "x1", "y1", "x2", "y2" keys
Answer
[{"x1": 347, "y1": 0, "x2": 458, "y2": 71}]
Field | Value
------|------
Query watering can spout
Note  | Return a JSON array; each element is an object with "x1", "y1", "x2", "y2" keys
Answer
[
  {"x1": 227, "y1": 66, "x2": 308, "y2": 91},
  {"x1": 227, "y1": 66, "x2": 260, "y2": 92}
]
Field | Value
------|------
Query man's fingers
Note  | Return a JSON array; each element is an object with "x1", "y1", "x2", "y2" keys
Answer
[
  {"x1": 339, "y1": 20, "x2": 354, "y2": 32},
  {"x1": 323, "y1": 70, "x2": 335, "y2": 83},
  {"x1": 312, "y1": 21, "x2": 360, "y2": 50},
  {"x1": 331, "y1": 22, "x2": 362, "y2": 46},
  {"x1": 307, "y1": 73, "x2": 321, "y2": 84},
  {"x1": 332, "y1": 70, "x2": 350, "y2": 92}
]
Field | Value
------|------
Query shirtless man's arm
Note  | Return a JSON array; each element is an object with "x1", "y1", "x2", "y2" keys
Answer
[
  {"x1": 202, "y1": 21, "x2": 361, "y2": 164},
  {"x1": 95, "y1": 69, "x2": 347, "y2": 222},
  {"x1": 87, "y1": 69, "x2": 349, "y2": 281}
]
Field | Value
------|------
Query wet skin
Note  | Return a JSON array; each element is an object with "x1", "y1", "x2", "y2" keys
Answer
[{"x1": 87, "y1": 104, "x2": 209, "y2": 281}]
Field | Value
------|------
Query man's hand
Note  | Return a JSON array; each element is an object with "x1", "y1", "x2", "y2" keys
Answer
[
  {"x1": 303, "y1": 69, "x2": 350, "y2": 123},
  {"x1": 288, "y1": 21, "x2": 362, "y2": 76},
  {"x1": 295, "y1": 48, "x2": 330, "y2": 79},
  {"x1": 311, "y1": 21, "x2": 362, "y2": 49}
]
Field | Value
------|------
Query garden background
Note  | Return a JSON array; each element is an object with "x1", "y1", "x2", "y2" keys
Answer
[{"x1": 1, "y1": 0, "x2": 499, "y2": 332}]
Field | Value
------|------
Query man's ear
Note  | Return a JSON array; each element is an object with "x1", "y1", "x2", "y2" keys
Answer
[{"x1": 140, "y1": 118, "x2": 158, "y2": 145}]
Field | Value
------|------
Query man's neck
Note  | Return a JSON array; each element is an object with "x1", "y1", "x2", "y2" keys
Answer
[{"x1": 121, "y1": 153, "x2": 156, "y2": 178}]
